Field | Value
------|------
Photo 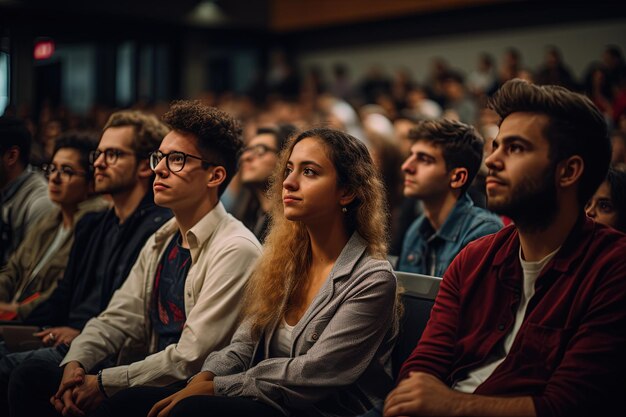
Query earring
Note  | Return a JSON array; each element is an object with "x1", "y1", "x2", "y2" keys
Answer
[{"x1": 341, "y1": 206, "x2": 347, "y2": 213}]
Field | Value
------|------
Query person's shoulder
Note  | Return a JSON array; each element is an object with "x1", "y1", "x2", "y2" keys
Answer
[
  {"x1": 467, "y1": 205, "x2": 503, "y2": 226},
  {"x1": 586, "y1": 223, "x2": 626, "y2": 267},
  {"x1": 214, "y1": 213, "x2": 263, "y2": 252},
  {"x1": 350, "y1": 252, "x2": 395, "y2": 286},
  {"x1": 458, "y1": 206, "x2": 503, "y2": 242},
  {"x1": 138, "y1": 203, "x2": 172, "y2": 226},
  {"x1": 22, "y1": 169, "x2": 47, "y2": 189},
  {"x1": 462, "y1": 223, "x2": 515, "y2": 254},
  {"x1": 75, "y1": 207, "x2": 111, "y2": 229}
]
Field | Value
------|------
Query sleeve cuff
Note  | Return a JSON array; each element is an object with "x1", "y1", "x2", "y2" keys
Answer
[
  {"x1": 213, "y1": 373, "x2": 246, "y2": 397},
  {"x1": 99, "y1": 366, "x2": 130, "y2": 397}
]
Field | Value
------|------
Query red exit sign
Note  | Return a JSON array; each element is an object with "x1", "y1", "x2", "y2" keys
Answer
[{"x1": 34, "y1": 40, "x2": 55, "y2": 60}]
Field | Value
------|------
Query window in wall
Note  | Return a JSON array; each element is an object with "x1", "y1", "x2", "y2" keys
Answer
[
  {"x1": 0, "y1": 52, "x2": 9, "y2": 115},
  {"x1": 116, "y1": 42, "x2": 135, "y2": 107}
]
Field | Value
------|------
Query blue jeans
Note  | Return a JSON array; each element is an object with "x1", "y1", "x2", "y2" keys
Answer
[{"x1": 0, "y1": 340, "x2": 67, "y2": 381}]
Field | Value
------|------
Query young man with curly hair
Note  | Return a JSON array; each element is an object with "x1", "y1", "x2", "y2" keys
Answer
[{"x1": 7, "y1": 102, "x2": 262, "y2": 417}]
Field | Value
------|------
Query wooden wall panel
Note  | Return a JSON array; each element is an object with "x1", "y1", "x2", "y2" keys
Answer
[{"x1": 270, "y1": 0, "x2": 509, "y2": 32}]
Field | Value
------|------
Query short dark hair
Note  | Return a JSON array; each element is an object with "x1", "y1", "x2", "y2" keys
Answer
[
  {"x1": 0, "y1": 116, "x2": 32, "y2": 166},
  {"x1": 53, "y1": 130, "x2": 100, "y2": 176},
  {"x1": 489, "y1": 79, "x2": 611, "y2": 207},
  {"x1": 606, "y1": 167, "x2": 626, "y2": 233},
  {"x1": 103, "y1": 110, "x2": 169, "y2": 158},
  {"x1": 443, "y1": 71, "x2": 465, "y2": 85},
  {"x1": 256, "y1": 123, "x2": 297, "y2": 152},
  {"x1": 409, "y1": 119, "x2": 484, "y2": 193},
  {"x1": 162, "y1": 100, "x2": 243, "y2": 196}
]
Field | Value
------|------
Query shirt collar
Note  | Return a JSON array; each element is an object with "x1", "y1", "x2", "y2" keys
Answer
[
  {"x1": 154, "y1": 201, "x2": 228, "y2": 261},
  {"x1": 328, "y1": 231, "x2": 369, "y2": 281},
  {"x1": 421, "y1": 193, "x2": 474, "y2": 242},
  {"x1": 493, "y1": 213, "x2": 592, "y2": 274}
]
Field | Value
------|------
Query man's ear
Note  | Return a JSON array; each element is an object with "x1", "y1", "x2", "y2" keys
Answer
[
  {"x1": 3, "y1": 147, "x2": 20, "y2": 167},
  {"x1": 449, "y1": 167, "x2": 469, "y2": 190},
  {"x1": 339, "y1": 189, "x2": 357, "y2": 207},
  {"x1": 556, "y1": 155, "x2": 584, "y2": 188},
  {"x1": 207, "y1": 166, "x2": 227, "y2": 189},
  {"x1": 137, "y1": 159, "x2": 153, "y2": 179}
]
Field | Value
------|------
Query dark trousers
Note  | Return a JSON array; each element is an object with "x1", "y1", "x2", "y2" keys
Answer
[
  {"x1": 8, "y1": 358, "x2": 64, "y2": 417},
  {"x1": 90, "y1": 385, "x2": 283, "y2": 417}
]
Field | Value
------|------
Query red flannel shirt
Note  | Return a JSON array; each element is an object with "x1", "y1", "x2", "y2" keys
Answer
[{"x1": 399, "y1": 216, "x2": 626, "y2": 417}]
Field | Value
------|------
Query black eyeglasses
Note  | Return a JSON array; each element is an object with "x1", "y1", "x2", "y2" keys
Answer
[
  {"x1": 241, "y1": 144, "x2": 278, "y2": 158},
  {"x1": 89, "y1": 148, "x2": 136, "y2": 166},
  {"x1": 149, "y1": 150, "x2": 216, "y2": 173},
  {"x1": 42, "y1": 164, "x2": 87, "y2": 181}
]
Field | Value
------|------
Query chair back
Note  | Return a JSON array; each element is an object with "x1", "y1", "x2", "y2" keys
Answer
[{"x1": 392, "y1": 271, "x2": 442, "y2": 379}]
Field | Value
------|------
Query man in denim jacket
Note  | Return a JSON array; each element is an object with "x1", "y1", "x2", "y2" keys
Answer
[{"x1": 398, "y1": 119, "x2": 502, "y2": 277}]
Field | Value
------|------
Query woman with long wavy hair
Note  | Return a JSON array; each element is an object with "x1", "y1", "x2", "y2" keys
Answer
[{"x1": 91, "y1": 127, "x2": 398, "y2": 417}]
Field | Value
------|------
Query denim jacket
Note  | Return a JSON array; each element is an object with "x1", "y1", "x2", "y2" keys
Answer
[{"x1": 398, "y1": 194, "x2": 502, "y2": 277}]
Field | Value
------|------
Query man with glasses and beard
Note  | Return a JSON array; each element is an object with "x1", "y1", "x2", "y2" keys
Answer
[
  {"x1": 7, "y1": 101, "x2": 262, "y2": 417},
  {"x1": 0, "y1": 111, "x2": 172, "y2": 414},
  {"x1": 366, "y1": 80, "x2": 626, "y2": 417}
]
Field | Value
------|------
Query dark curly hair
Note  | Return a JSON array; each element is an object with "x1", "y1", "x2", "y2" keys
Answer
[
  {"x1": 163, "y1": 100, "x2": 243, "y2": 196},
  {"x1": 489, "y1": 79, "x2": 611, "y2": 207},
  {"x1": 53, "y1": 130, "x2": 100, "y2": 176},
  {"x1": 409, "y1": 119, "x2": 484, "y2": 194}
]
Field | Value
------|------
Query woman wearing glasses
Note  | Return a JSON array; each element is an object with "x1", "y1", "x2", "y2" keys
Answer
[
  {"x1": 0, "y1": 131, "x2": 107, "y2": 324},
  {"x1": 94, "y1": 127, "x2": 399, "y2": 417}
]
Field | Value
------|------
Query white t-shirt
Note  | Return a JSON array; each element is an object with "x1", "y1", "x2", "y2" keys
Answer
[
  {"x1": 270, "y1": 318, "x2": 295, "y2": 357},
  {"x1": 453, "y1": 245, "x2": 561, "y2": 393}
]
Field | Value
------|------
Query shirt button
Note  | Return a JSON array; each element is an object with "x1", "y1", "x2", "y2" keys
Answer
[
  {"x1": 498, "y1": 324, "x2": 505, "y2": 331},
  {"x1": 311, "y1": 332, "x2": 319, "y2": 341}
]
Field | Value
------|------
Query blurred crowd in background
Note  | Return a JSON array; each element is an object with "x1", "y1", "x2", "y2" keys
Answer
[{"x1": 3, "y1": 44, "x2": 626, "y2": 256}]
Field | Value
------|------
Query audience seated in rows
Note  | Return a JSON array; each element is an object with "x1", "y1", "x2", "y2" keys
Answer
[
  {"x1": 398, "y1": 119, "x2": 502, "y2": 277},
  {"x1": 0, "y1": 110, "x2": 172, "y2": 412},
  {"x1": 70, "y1": 127, "x2": 398, "y2": 417},
  {"x1": 1, "y1": 76, "x2": 624, "y2": 417},
  {"x1": 0, "y1": 116, "x2": 55, "y2": 264},
  {"x1": 8, "y1": 100, "x2": 262, "y2": 417},
  {"x1": 364, "y1": 79, "x2": 626, "y2": 417},
  {"x1": 0, "y1": 131, "x2": 108, "y2": 321}
]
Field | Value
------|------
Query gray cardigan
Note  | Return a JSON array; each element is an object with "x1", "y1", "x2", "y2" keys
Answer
[{"x1": 202, "y1": 232, "x2": 399, "y2": 417}]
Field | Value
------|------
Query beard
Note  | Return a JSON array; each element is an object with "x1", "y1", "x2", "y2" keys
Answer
[
  {"x1": 487, "y1": 164, "x2": 559, "y2": 232},
  {"x1": 95, "y1": 173, "x2": 136, "y2": 195}
]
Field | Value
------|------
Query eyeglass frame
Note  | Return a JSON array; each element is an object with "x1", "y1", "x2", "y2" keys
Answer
[
  {"x1": 89, "y1": 148, "x2": 139, "y2": 166},
  {"x1": 241, "y1": 144, "x2": 279, "y2": 158},
  {"x1": 41, "y1": 163, "x2": 88, "y2": 181},
  {"x1": 148, "y1": 150, "x2": 217, "y2": 173}
]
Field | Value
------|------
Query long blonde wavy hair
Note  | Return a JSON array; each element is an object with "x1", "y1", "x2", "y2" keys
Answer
[{"x1": 243, "y1": 127, "x2": 389, "y2": 337}]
